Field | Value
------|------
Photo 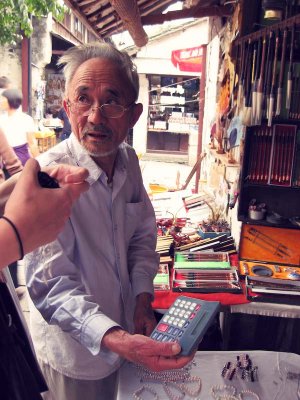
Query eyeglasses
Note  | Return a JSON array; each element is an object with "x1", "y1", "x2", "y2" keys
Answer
[{"x1": 67, "y1": 100, "x2": 135, "y2": 119}]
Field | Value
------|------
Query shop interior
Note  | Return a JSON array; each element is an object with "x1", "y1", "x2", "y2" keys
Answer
[{"x1": 147, "y1": 74, "x2": 199, "y2": 155}]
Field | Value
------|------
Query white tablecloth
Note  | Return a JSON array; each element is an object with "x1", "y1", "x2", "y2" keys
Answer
[
  {"x1": 118, "y1": 350, "x2": 300, "y2": 399},
  {"x1": 230, "y1": 302, "x2": 300, "y2": 318}
]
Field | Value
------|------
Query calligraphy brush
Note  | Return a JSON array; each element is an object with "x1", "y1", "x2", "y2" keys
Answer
[
  {"x1": 256, "y1": 35, "x2": 267, "y2": 125},
  {"x1": 252, "y1": 38, "x2": 261, "y2": 125},
  {"x1": 276, "y1": 28, "x2": 288, "y2": 116},
  {"x1": 268, "y1": 30, "x2": 279, "y2": 127},
  {"x1": 236, "y1": 42, "x2": 245, "y2": 113},
  {"x1": 243, "y1": 41, "x2": 254, "y2": 126},
  {"x1": 263, "y1": 31, "x2": 274, "y2": 119},
  {"x1": 286, "y1": 24, "x2": 295, "y2": 111}
]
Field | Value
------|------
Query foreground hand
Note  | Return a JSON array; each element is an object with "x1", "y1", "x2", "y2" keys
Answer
[
  {"x1": 44, "y1": 163, "x2": 89, "y2": 186},
  {"x1": 4, "y1": 159, "x2": 89, "y2": 254},
  {"x1": 102, "y1": 328, "x2": 194, "y2": 372}
]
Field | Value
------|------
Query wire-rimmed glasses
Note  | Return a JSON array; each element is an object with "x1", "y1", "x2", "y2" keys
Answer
[{"x1": 67, "y1": 100, "x2": 135, "y2": 119}]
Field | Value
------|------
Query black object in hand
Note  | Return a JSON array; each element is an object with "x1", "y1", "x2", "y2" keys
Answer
[{"x1": 38, "y1": 171, "x2": 60, "y2": 189}]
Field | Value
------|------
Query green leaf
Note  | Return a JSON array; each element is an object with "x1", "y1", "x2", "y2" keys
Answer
[{"x1": 0, "y1": 0, "x2": 66, "y2": 45}]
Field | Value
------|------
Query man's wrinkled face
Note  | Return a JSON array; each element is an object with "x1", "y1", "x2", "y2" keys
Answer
[{"x1": 65, "y1": 58, "x2": 142, "y2": 160}]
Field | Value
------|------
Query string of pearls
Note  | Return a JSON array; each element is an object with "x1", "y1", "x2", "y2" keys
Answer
[
  {"x1": 133, "y1": 362, "x2": 201, "y2": 400},
  {"x1": 238, "y1": 389, "x2": 260, "y2": 400},
  {"x1": 211, "y1": 385, "x2": 260, "y2": 400},
  {"x1": 211, "y1": 384, "x2": 238, "y2": 399},
  {"x1": 133, "y1": 385, "x2": 159, "y2": 400}
]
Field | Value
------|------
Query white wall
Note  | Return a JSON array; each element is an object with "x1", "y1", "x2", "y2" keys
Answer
[
  {"x1": 133, "y1": 73, "x2": 149, "y2": 154},
  {"x1": 135, "y1": 19, "x2": 209, "y2": 75},
  {"x1": 0, "y1": 45, "x2": 22, "y2": 90}
]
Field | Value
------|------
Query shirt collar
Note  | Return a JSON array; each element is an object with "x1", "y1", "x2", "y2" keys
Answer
[{"x1": 67, "y1": 134, "x2": 128, "y2": 185}]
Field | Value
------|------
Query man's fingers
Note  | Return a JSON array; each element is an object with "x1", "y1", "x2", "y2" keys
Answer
[
  {"x1": 153, "y1": 354, "x2": 194, "y2": 372},
  {"x1": 141, "y1": 340, "x2": 181, "y2": 357}
]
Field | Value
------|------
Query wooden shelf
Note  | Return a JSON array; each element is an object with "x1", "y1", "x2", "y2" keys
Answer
[{"x1": 208, "y1": 148, "x2": 240, "y2": 167}]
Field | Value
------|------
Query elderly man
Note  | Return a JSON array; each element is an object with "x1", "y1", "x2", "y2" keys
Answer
[{"x1": 25, "y1": 42, "x2": 192, "y2": 400}]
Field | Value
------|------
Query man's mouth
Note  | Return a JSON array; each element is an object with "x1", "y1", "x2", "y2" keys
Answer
[{"x1": 85, "y1": 131, "x2": 110, "y2": 140}]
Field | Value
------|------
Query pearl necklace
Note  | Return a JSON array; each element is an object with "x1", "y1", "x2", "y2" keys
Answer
[
  {"x1": 163, "y1": 382, "x2": 185, "y2": 400},
  {"x1": 238, "y1": 390, "x2": 260, "y2": 400},
  {"x1": 133, "y1": 362, "x2": 201, "y2": 400},
  {"x1": 133, "y1": 385, "x2": 159, "y2": 400},
  {"x1": 211, "y1": 385, "x2": 260, "y2": 400}
]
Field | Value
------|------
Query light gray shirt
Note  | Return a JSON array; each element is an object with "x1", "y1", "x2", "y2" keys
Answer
[{"x1": 25, "y1": 134, "x2": 159, "y2": 380}]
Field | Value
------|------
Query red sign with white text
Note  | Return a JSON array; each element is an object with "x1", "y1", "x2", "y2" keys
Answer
[{"x1": 171, "y1": 46, "x2": 203, "y2": 73}]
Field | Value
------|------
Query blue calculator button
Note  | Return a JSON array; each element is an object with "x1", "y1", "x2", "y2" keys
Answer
[
  {"x1": 152, "y1": 331, "x2": 159, "y2": 339},
  {"x1": 178, "y1": 330, "x2": 184, "y2": 338},
  {"x1": 184, "y1": 321, "x2": 190, "y2": 328},
  {"x1": 157, "y1": 333, "x2": 163, "y2": 340},
  {"x1": 167, "y1": 326, "x2": 174, "y2": 334},
  {"x1": 173, "y1": 328, "x2": 179, "y2": 336}
]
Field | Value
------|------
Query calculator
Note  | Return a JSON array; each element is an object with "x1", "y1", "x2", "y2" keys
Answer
[{"x1": 150, "y1": 296, "x2": 220, "y2": 356}]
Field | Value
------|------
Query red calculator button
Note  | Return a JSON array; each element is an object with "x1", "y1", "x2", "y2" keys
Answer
[
  {"x1": 195, "y1": 305, "x2": 201, "y2": 311},
  {"x1": 157, "y1": 323, "x2": 169, "y2": 332},
  {"x1": 189, "y1": 313, "x2": 196, "y2": 319}
]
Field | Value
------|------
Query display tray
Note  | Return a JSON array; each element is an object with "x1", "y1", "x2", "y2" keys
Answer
[
  {"x1": 174, "y1": 251, "x2": 231, "y2": 269},
  {"x1": 239, "y1": 224, "x2": 300, "y2": 279},
  {"x1": 246, "y1": 275, "x2": 300, "y2": 305},
  {"x1": 172, "y1": 268, "x2": 242, "y2": 293}
]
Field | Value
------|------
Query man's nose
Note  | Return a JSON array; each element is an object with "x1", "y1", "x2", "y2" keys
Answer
[{"x1": 87, "y1": 107, "x2": 107, "y2": 124}]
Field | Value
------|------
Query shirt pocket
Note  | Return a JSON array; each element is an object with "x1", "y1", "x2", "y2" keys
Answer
[{"x1": 124, "y1": 201, "x2": 144, "y2": 242}]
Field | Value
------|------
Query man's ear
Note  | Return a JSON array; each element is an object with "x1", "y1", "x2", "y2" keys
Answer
[
  {"x1": 63, "y1": 99, "x2": 70, "y2": 118},
  {"x1": 129, "y1": 103, "x2": 143, "y2": 128}
]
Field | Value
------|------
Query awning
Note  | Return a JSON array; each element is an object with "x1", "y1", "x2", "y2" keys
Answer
[{"x1": 171, "y1": 46, "x2": 203, "y2": 73}]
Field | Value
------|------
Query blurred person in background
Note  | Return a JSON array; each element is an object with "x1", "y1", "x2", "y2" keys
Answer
[
  {"x1": 0, "y1": 88, "x2": 40, "y2": 166},
  {"x1": 57, "y1": 105, "x2": 72, "y2": 141}
]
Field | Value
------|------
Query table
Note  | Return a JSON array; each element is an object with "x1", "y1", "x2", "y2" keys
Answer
[{"x1": 117, "y1": 350, "x2": 300, "y2": 399}]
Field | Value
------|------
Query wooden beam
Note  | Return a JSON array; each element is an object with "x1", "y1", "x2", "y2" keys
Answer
[
  {"x1": 141, "y1": 5, "x2": 233, "y2": 25},
  {"x1": 64, "y1": 0, "x2": 102, "y2": 39},
  {"x1": 139, "y1": 0, "x2": 175, "y2": 17}
]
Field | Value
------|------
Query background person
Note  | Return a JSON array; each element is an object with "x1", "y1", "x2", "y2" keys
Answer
[
  {"x1": 0, "y1": 88, "x2": 40, "y2": 166},
  {"x1": 0, "y1": 76, "x2": 12, "y2": 95},
  {"x1": 25, "y1": 42, "x2": 193, "y2": 400},
  {"x1": 57, "y1": 106, "x2": 71, "y2": 141}
]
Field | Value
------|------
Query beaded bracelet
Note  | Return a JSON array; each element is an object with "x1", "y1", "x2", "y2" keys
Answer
[
  {"x1": 211, "y1": 384, "x2": 237, "y2": 399},
  {"x1": 1, "y1": 216, "x2": 24, "y2": 260}
]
